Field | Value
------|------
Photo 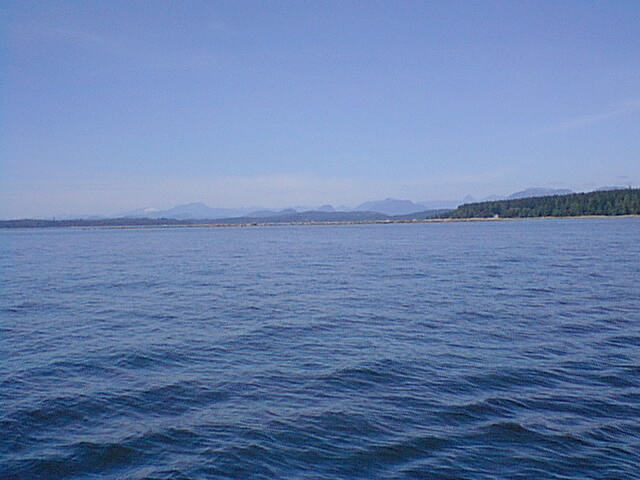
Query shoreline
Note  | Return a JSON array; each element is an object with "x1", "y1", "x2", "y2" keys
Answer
[{"x1": 1, "y1": 214, "x2": 638, "y2": 230}]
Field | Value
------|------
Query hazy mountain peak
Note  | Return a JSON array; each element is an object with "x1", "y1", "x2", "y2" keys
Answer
[
  {"x1": 316, "y1": 205, "x2": 335, "y2": 212},
  {"x1": 355, "y1": 198, "x2": 426, "y2": 215},
  {"x1": 508, "y1": 188, "x2": 573, "y2": 199},
  {"x1": 120, "y1": 202, "x2": 253, "y2": 220}
]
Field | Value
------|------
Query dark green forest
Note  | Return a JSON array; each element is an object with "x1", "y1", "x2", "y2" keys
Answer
[{"x1": 446, "y1": 188, "x2": 640, "y2": 219}]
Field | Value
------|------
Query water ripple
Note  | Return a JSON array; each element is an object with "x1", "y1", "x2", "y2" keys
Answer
[{"x1": 2, "y1": 220, "x2": 639, "y2": 479}]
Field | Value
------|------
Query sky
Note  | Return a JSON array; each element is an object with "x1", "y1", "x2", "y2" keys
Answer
[{"x1": 2, "y1": 0, "x2": 639, "y2": 218}]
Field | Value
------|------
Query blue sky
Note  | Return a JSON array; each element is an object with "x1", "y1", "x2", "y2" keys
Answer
[{"x1": 2, "y1": 0, "x2": 639, "y2": 218}]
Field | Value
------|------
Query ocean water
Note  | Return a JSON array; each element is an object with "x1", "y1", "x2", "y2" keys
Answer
[{"x1": 1, "y1": 218, "x2": 639, "y2": 479}]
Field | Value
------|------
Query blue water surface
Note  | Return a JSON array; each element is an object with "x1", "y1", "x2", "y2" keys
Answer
[{"x1": 1, "y1": 218, "x2": 639, "y2": 479}]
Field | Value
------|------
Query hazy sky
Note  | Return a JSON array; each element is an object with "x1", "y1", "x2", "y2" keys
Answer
[{"x1": 2, "y1": 0, "x2": 639, "y2": 218}]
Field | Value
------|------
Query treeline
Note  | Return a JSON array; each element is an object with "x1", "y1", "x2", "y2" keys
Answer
[{"x1": 446, "y1": 188, "x2": 640, "y2": 219}]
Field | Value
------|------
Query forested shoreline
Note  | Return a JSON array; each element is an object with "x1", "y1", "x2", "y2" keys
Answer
[{"x1": 445, "y1": 188, "x2": 640, "y2": 219}]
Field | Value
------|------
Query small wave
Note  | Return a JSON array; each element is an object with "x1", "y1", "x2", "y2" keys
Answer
[
  {"x1": 111, "y1": 349, "x2": 190, "y2": 370},
  {"x1": 8, "y1": 437, "x2": 148, "y2": 479},
  {"x1": 347, "y1": 434, "x2": 450, "y2": 473},
  {"x1": 318, "y1": 359, "x2": 424, "y2": 392}
]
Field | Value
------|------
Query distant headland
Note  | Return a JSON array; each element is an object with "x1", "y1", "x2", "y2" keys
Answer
[{"x1": 444, "y1": 187, "x2": 640, "y2": 219}]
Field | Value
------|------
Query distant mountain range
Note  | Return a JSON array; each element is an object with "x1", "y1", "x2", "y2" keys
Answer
[
  {"x1": 120, "y1": 203, "x2": 253, "y2": 219},
  {"x1": 118, "y1": 189, "x2": 576, "y2": 221},
  {"x1": 6, "y1": 187, "x2": 639, "y2": 227},
  {"x1": 117, "y1": 199, "x2": 452, "y2": 220},
  {"x1": 12, "y1": 187, "x2": 607, "y2": 222}
]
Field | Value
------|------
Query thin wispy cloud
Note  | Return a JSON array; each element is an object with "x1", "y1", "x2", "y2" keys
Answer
[{"x1": 536, "y1": 99, "x2": 640, "y2": 135}]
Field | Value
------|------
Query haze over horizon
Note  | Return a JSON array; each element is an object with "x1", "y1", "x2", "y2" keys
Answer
[{"x1": 2, "y1": 1, "x2": 639, "y2": 219}]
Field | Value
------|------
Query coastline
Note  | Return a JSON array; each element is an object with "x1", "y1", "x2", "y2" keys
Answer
[{"x1": 2, "y1": 214, "x2": 638, "y2": 230}]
